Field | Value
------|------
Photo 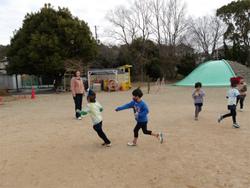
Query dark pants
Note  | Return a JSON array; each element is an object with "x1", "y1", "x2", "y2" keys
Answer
[
  {"x1": 222, "y1": 105, "x2": 237, "y2": 123},
  {"x1": 195, "y1": 103, "x2": 203, "y2": 117},
  {"x1": 73, "y1": 94, "x2": 83, "y2": 118},
  {"x1": 133, "y1": 122, "x2": 152, "y2": 138},
  {"x1": 93, "y1": 122, "x2": 111, "y2": 144},
  {"x1": 236, "y1": 95, "x2": 246, "y2": 109}
]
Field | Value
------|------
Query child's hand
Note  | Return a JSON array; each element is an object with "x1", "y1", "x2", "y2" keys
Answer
[{"x1": 134, "y1": 112, "x2": 138, "y2": 120}]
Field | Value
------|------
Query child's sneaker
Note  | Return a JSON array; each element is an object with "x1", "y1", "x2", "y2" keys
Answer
[
  {"x1": 239, "y1": 108, "x2": 243, "y2": 112},
  {"x1": 127, "y1": 142, "x2": 136, "y2": 146},
  {"x1": 105, "y1": 143, "x2": 112, "y2": 147},
  {"x1": 217, "y1": 115, "x2": 223, "y2": 123},
  {"x1": 159, "y1": 132, "x2": 164, "y2": 144},
  {"x1": 77, "y1": 117, "x2": 82, "y2": 120},
  {"x1": 233, "y1": 123, "x2": 240, "y2": 128},
  {"x1": 102, "y1": 143, "x2": 112, "y2": 147}
]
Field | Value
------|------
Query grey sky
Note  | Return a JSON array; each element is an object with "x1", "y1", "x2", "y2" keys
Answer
[{"x1": 0, "y1": 0, "x2": 233, "y2": 45}]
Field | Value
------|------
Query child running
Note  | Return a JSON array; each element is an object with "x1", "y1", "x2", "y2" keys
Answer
[
  {"x1": 192, "y1": 82, "x2": 205, "y2": 120},
  {"x1": 115, "y1": 88, "x2": 163, "y2": 146},
  {"x1": 218, "y1": 77, "x2": 240, "y2": 128},
  {"x1": 81, "y1": 89, "x2": 111, "y2": 147}
]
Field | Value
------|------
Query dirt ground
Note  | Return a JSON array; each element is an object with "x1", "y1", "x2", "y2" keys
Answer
[{"x1": 0, "y1": 85, "x2": 249, "y2": 188}]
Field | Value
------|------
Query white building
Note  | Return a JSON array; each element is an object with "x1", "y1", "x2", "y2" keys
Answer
[{"x1": 0, "y1": 57, "x2": 21, "y2": 90}]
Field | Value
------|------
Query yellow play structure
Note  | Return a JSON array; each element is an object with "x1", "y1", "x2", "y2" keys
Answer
[{"x1": 87, "y1": 65, "x2": 132, "y2": 92}]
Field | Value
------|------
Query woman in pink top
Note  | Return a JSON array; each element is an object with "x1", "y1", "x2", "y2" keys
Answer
[{"x1": 71, "y1": 70, "x2": 86, "y2": 120}]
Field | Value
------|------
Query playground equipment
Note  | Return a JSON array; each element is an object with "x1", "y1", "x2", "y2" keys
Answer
[
  {"x1": 87, "y1": 65, "x2": 132, "y2": 92},
  {"x1": 174, "y1": 60, "x2": 236, "y2": 86}
]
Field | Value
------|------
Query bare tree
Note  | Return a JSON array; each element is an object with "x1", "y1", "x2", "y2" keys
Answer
[
  {"x1": 149, "y1": 0, "x2": 164, "y2": 45},
  {"x1": 105, "y1": 6, "x2": 138, "y2": 45},
  {"x1": 189, "y1": 15, "x2": 225, "y2": 58},
  {"x1": 161, "y1": 0, "x2": 188, "y2": 48},
  {"x1": 105, "y1": 0, "x2": 189, "y2": 79},
  {"x1": 149, "y1": 0, "x2": 188, "y2": 48},
  {"x1": 106, "y1": 0, "x2": 154, "y2": 45},
  {"x1": 132, "y1": 0, "x2": 153, "y2": 42}
]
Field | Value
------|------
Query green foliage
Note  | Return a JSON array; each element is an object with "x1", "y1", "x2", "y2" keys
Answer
[
  {"x1": 7, "y1": 4, "x2": 96, "y2": 76},
  {"x1": 217, "y1": 0, "x2": 250, "y2": 65},
  {"x1": 129, "y1": 38, "x2": 160, "y2": 80},
  {"x1": 0, "y1": 45, "x2": 9, "y2": 59},
  {"x1": 92, "y1": 44, "x2": 119, "y2": 68},
  {"x1": 145, "y1": 58, "x2": 162, "y2": 80},
  {"x1": 177, "y1": 54, "x2": 197, "y2": 76}
]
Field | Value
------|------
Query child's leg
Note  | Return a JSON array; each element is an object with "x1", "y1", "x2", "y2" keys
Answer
[
  {"x1": 195, "y1": 105, "x2": 199, "y2": 118},
  {"x1": 132, "y1": 123, "x2": 141, "y2": 144},
  {"x1": 231, "y1": 109, "x2": 237, "y2": 124},
  {"x1": 199, "y1": 105, "x2": 202, "y2": 112},
  {"x1": 141, "y1": 123, "x2": 160, "y2": 139},
  {"x1": 222, "y1": 112, "x2": 232, "y2": 119},
  {"x1": 141, "y1": 122, "x2": 152, "y2": 135},
  {"x1": 222, "y1": 106, "x2": 237, "y2": 124},
  {"x1": 93, "y1": 122, "x2": 111, "y2": 144}
]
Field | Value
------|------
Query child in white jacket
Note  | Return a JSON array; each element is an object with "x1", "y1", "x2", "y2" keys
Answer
[{"x1": 81, "y1": 89, "x2": 111, "y2": 147}]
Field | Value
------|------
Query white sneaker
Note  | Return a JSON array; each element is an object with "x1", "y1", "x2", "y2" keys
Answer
[
  {"x1": 105, "y1": 143, "x2": 112, "y2": 147},
  {"x1": 127, "y1": 142, "x2": 136, "y2": 146},
  {"x1": 239, "y1": 109, "x2": 243, "y2": 112},
  {"x1": 77, "y1": 117, "x2": 82, "y2": 120},
  {"x1": 159, "y1": 132, "x2": 164, "y2": 144},
  {"x1": 233, "y1": 123, "x2": 240, "y2": 128}
]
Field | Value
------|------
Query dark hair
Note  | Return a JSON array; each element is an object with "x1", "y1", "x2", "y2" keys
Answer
[
  {"x1": 231, "y1": 82, "x2": 238, "y2": 88},
  {"x1": 132, "y1": 88, "x2": 143, "y2": 98},
  {"x1": 195, "y1": 82, "x2": 202, "y2": 88},
  {"x1": 74, "y1": 70, "x2": 81, "y2": 77},
  {"x1": 87, "y1": 96, "x2": 96, "y2": 103},
  {"x1": 87, "y1": 89, "x2": 96, "y2": 103}
]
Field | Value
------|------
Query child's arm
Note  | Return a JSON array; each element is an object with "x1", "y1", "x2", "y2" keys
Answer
[
  {"x1": 115, "y1": 101, "x2": 134, "y2": 111},
  {"x1": 76, "y1": 107, "x2": 89, "y2": 116},
  {"x1": 96, "y1": 101, "x2": 103, "y2": 112},
  {"x1": 192, "y1": 91, "x2": 197, "y2": 98}
]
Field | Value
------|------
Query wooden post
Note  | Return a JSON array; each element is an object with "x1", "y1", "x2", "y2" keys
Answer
[{"x1": 147, "y1": 76, "x2": 150, "y2": 94}]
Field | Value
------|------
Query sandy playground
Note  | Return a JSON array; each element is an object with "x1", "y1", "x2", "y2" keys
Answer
[{"x1": 0, "y1": 85, "x2": 250, "y2": 188}]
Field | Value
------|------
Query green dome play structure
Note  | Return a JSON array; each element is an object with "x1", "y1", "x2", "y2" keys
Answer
[{"x1": 174, "y1": 60, "x2": 236, "y2": 86}]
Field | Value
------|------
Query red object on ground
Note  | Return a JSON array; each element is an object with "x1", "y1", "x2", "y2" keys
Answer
[{"x1": 31, "y1": 87, "x2": 35, "y2": 99}]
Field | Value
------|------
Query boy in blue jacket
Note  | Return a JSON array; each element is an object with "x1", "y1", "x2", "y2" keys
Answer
[{"x1": 115, "y1": 88, "x2": 163, "y2": 146}]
